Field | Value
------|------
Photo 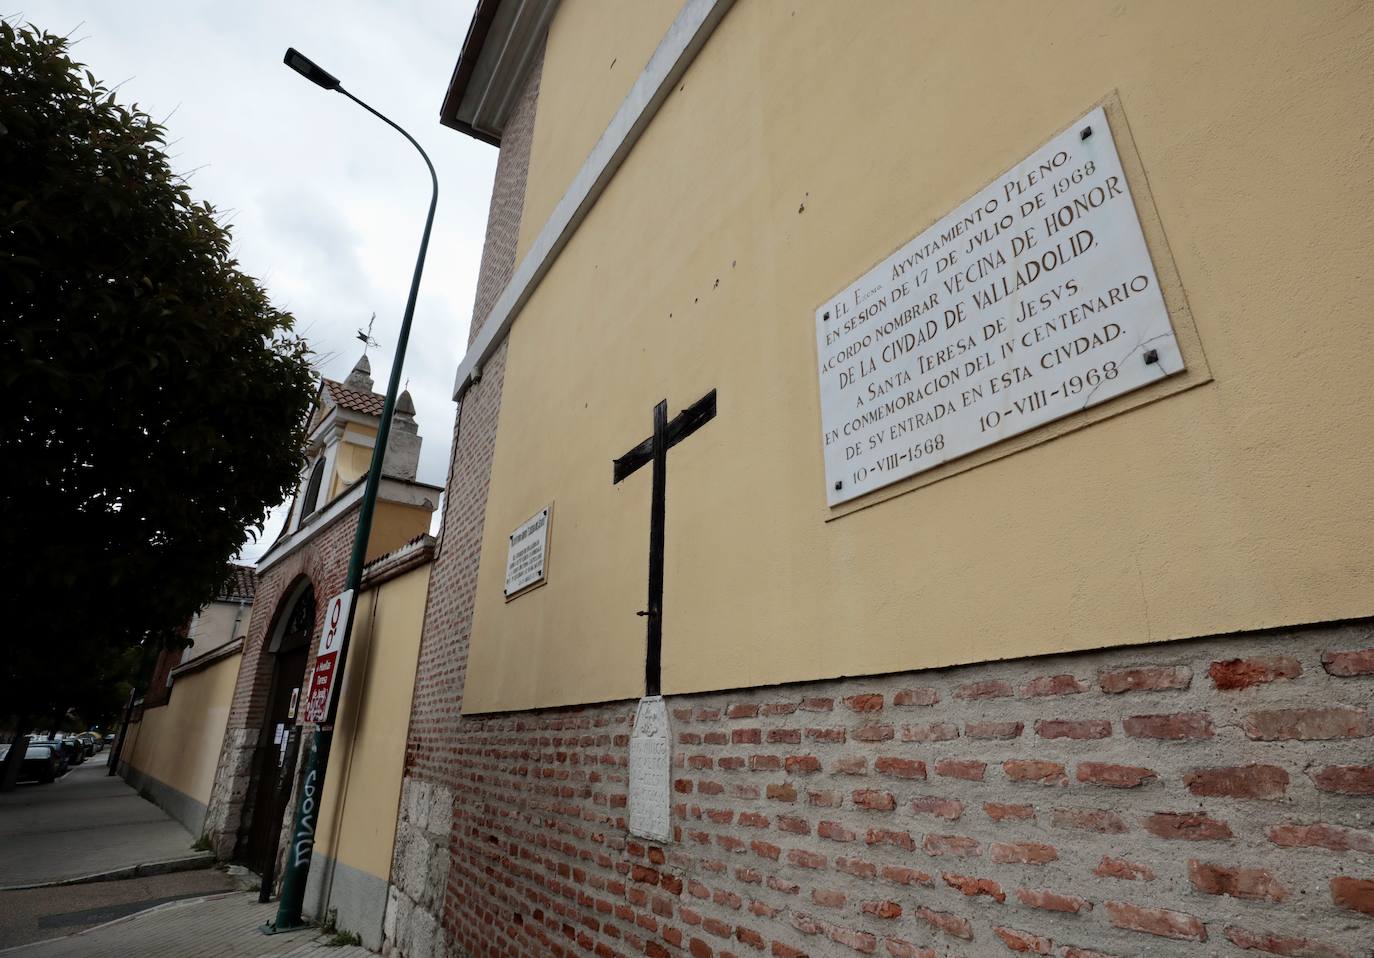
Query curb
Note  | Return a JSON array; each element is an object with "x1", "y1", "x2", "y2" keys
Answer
[{"x1": 0, "y1": 852, "x2": 216, "y2": 892}]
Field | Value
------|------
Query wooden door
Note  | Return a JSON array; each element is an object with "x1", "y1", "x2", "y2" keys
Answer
[{"x1": 243, "y1": 585, "x2": 312, "y2": 875}]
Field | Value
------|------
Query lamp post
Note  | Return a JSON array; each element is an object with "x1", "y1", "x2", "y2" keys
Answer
[{"x1": 264, "y1": 48, "x2": 438, "y2": 934}]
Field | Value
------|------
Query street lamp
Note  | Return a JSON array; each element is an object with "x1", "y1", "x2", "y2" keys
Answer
[
  {"x1": 264, "y1": 47, "x2": 439, "y2": 934},
  {"x1": 284, "y1": 49, "x2": 340, "y2": 90}
]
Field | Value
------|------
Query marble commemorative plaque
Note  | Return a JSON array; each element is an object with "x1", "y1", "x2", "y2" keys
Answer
[
  {"x1": 815, "y1": 105, "x2": 1183, "y2": 506},
  {"x1": 628, "y1": 695, "x2": 671, "y2": 842},
  {"x1": 504, "y1": 505, "x2": 550, "y2": 599}
]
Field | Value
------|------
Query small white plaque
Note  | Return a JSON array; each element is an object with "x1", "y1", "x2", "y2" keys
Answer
[
  {"x1": 303, "y1": 590, "x2": 353, "y2": 725},
  {"x1": 628, "y1": 695, "x2": 671, "y2": 843},
  {"x1": 816, "y1": 105, "x2": 1183, "y2": 506},
  {"x1": 504, "y1": 506, "x2": 551, "y2": 599}
]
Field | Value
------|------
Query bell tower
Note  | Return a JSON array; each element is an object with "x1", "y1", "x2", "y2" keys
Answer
[{"x1": 287, "y1": 352, "x2": 427, "y2": 532}]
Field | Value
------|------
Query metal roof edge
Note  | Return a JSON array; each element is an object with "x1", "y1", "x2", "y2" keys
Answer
[{"x1": 439, "y1": 0, "x2": 557, "y2": 145}]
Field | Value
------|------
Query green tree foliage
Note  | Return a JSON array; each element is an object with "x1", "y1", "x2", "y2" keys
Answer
[{"x1": 0, "y1": 22, "x2": 316, "y2": 725}]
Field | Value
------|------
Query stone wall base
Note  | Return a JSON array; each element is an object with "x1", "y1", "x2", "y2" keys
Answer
[
  {"x1": 204, "y1": 725, "x2": 260, "y2": 860},
  {"x1": 384, "y1": 777, "x2": 456, "y2": 957},
  {"x1": 118, "y1": 762, "x2": 209, "y2": 839},
  {"x1": 304, "y1": 851, "x2": 392, "y2": 951}
]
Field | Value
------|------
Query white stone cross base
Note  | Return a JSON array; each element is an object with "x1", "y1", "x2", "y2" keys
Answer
[{"x1": 628, "y1": 695, "x2": 672, "y2": 842}]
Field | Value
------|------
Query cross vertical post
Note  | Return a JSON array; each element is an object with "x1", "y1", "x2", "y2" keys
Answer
[
  {"x1": 614, "y1": 389, "x2": 716, "y2": 698},
  {"x1": 646, "y1": 400, "x2": 668, "y2": 696}
]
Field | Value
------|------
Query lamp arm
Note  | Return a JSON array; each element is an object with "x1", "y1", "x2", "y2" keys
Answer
[
  {"x1": 332, "y1": 85, "x2": 438, "y2": 592},
  {"x1": 337, "y1": 88, "x2": 440, "y2": 205}
]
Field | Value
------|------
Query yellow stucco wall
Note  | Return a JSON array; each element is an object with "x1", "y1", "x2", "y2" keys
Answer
[
  {"x1": 186, "y1": 600, "x2": 249, "y2": 656},
  {"x1": 464, "y1": 0, "x2": 1374, "y2": 712},
  {"x1": 124, "y1": 650, "x2": 242, "y2": 811},
  {"x1": 312, "y1": 563, "x2": 428, "y2": 880},
  {"x1": 519, "y1": 0, "x2": 683, "y2": 259},
  {"x1": 320, "y1": 421, "x2": 432, "y2": 560},
  {"x1": 330, "y1": 424, "x2": 379, "y2": 499},
  {"x1": 366, "y1": 501, "x2": 432, "y2": 562}
]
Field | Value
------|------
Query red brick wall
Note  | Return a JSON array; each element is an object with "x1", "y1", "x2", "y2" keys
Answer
[
  {"x1": 401, "y1": 41, "x2": 543, "y2": 788},
  {"x1": 204, "y1": 507, "x2": 357, "y2": 857},
  {"x1": 141, "y1": 629, "x2": 187, "y2": 710},
  {"x1": 383, "y1": 36, "x2": 540, "y2": 957},
  {"x1": 422, "y1": 622, "x2": 1373, "y2": 958},
  {"x1": 227, "y1": 512, "x2": 355, "y2": 730}
]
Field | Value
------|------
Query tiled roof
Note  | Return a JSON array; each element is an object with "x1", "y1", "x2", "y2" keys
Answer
[
  {"x1": 220, "y1": 564, "x2": 256, "y2": 601},
  {"x1": 322, "y1": 378, "x2": 385, "y2": 417}
]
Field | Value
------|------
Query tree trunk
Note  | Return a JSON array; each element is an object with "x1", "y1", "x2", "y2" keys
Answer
[
  {"x1": 107, "y1": 690, "x2": 137, "y2": 776},
  {"x1": 0, "y1": 715, "x2": 32, "y2": 792}
]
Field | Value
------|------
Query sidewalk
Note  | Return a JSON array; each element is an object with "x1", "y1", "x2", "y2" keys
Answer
[
  {"x1": 0, "y1": 756, "x2": 239, "y2": 949},
  {"x1": 0, "y1": 760, "x2": 209, "y2": 888},
  {"x1": 1, "y1": 891, "x2": 371, "y2": 957},
  {"x1": 0, "y1": 759, "x2": 372, "y2": 956}
]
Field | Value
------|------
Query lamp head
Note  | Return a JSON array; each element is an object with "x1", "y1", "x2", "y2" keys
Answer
[{"x1": 284, "y1": 48, "x2": 340, "y2": 91}]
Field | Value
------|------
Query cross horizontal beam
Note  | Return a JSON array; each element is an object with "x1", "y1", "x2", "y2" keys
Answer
[{"x1": 613, "y1": 389, "x2": 717, "y2": 484}]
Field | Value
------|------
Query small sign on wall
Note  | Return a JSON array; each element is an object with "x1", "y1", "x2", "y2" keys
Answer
[
  {"x1": 504, "y1": 505, "x2": 551, "y2": 600},
  {"x1": 303, "y1": 589, "x2": 353, "y2": 724}
]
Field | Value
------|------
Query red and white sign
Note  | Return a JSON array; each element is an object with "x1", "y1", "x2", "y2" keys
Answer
[{"x1": 303, "y1": 590, "x2": 354, "y2": 725}]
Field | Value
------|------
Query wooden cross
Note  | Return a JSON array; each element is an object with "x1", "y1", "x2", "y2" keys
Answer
[{"x1": 613, "y1": 389, "x2": 717, "y2": 696}]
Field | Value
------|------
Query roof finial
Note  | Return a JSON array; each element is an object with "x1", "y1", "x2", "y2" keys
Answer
[{"x1": 344, "y1": 352, "x2": 374, "y2": 391}]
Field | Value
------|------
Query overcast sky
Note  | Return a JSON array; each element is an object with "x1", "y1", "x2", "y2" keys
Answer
[{"x1": 36, "y1": 0, "x2": 494, "y2": 560}]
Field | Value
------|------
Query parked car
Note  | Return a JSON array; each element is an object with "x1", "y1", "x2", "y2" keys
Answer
[
  {"x1": 53, "y1": 737, "x2": 84, "y2": 765},
  {"x1": 0, "y1": 743, "x2": 60, "y2": 784},
  {"x1": 74, "y1": 732, "x2": 98, "y2": 757},
  {"x1": 31, "y1": 738, "x2": 76, "y2": 771}
]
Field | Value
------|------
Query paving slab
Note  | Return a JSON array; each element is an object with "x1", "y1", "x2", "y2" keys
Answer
[
  {"x1": 0, "y1": 892, "x2": 372, "y2": 957},
  {"x1": 0, "y1": 761, "x2": 202, "y2": 888}
]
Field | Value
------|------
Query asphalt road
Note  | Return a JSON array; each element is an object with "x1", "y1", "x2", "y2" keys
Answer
[
  {"x1": 0, "y1": 869, "x2": 237, "y2": 950},
  {"x1": 0, "y1": 890, "x2": 369, "y2": 958}
]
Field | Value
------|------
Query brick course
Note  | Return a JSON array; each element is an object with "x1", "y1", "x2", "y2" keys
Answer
[{"x1": 392, "y1": 594, "x2": 1374, "y2": 958}]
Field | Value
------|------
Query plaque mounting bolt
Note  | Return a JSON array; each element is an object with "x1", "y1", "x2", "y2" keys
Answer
[
  {"x1": 823, "y1": 311, "x2": 831, "y2": 321},
  {"x1": 1143, "y1": 348, "x2": 1159, "y2": 365},
  {"x1": 1080, "y1": 125, "x2": 1093, "y2": 141},
  {"x1": 834, "y1": 480, "x2": 843, "y2": 491}
]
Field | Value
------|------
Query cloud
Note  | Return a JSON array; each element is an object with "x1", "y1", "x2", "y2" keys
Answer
[{"x1": 36, "y1": 0, "x2": 499, "y2": 563}]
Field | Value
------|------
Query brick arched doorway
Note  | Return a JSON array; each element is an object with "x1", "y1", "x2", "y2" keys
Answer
[{"x1": 241, "y1": 578, "x2": 313, "y2": 874}]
